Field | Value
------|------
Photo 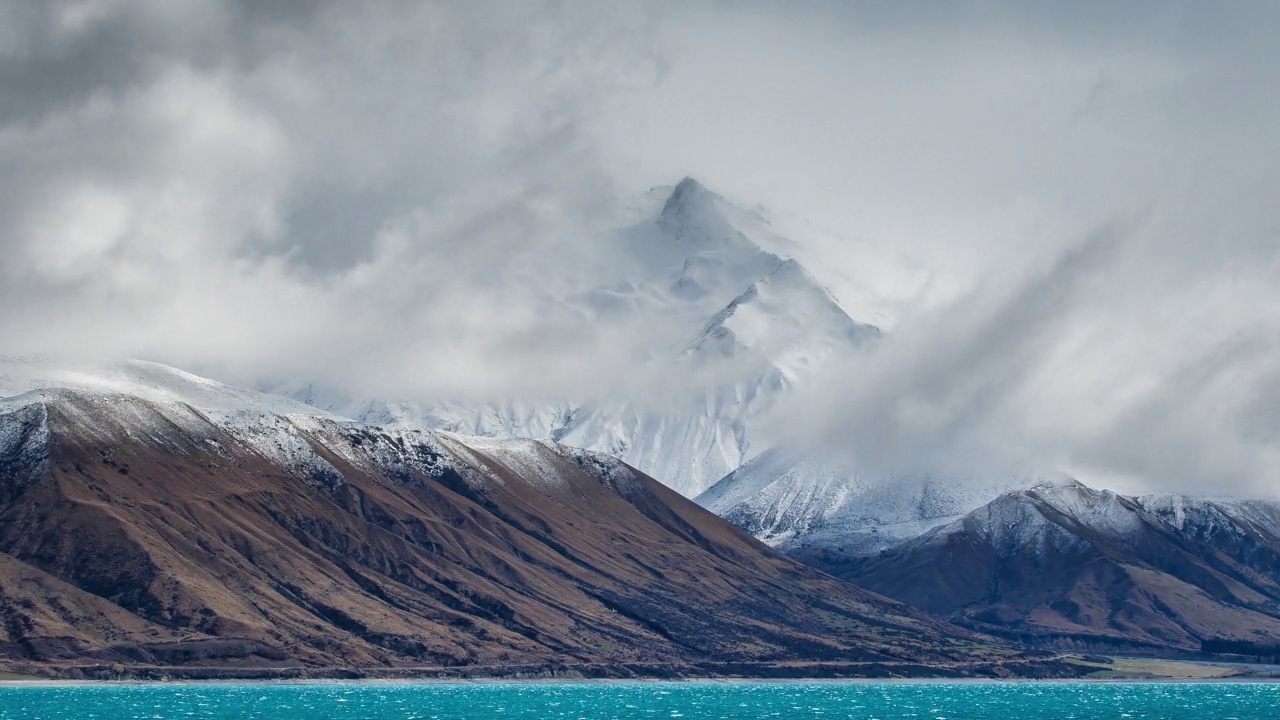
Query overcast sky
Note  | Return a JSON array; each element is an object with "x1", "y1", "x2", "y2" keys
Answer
[{"x1": 3, "y1": 1, "x2": 1279, "y2": 495}]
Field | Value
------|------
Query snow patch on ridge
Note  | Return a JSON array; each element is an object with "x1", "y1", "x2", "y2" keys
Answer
[
  {"x1": 208, "y1": 410, "x2": 347, "y2": 489},
  {"x1": 450, "y1": 435, "x2": 572, "y2": 492},
  {"x1": 553, "y1": 443, "x2": 645, "y2": 497}
]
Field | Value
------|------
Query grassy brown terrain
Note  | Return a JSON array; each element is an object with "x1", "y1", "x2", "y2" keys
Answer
[
  {"x1": 0, "y1": 390, "x2": 1049, "y2": 678},
  {"x1": 1065, "y1": 657, "x2": 1241, "y2": 679}
]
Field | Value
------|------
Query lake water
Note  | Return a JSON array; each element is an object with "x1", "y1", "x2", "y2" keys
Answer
[{"x1": 0, "y1": 681, "x2": 1276, "y2": 719}]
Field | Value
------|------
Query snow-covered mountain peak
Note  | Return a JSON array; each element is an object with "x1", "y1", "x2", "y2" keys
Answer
[
  {"x1": 1014, "y1": 476, "x2": 1147, "y2": 537},
  {"x1": 656, "y1": 176, "x2": 746, "y2": 253},
  {"x1": 257, "y1": 179, "x2": 894, "y2": 497},
  {"x1": 1024, "y1": 476, "x2": 1102, "y2": 508},
  {"x1": 1026, "y1": 474, "x2": 1088, "y2": 494},
  {"x1": 648, "y1": 182, "x2": 784, "y2": 307},
  {"x1": 875, "y1": 479, "x2": 1144, "y2": 564},
  {"x1": 921, "y1": 479, "x2": 1278, "y2": 558},
  {"x1": 658, "y1": 177, "x2": 720, "y2": 230}
]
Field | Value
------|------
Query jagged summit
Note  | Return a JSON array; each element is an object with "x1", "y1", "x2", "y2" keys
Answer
[
  {"x1": 1026, "y1": 475, "x2": 1088, "y2": 494},
  {"x1": 656, "y1": 177, "x2": 750, "y2": 254},
  {"x1": 659, "y1": 176, "x2": 718, "y2": 224}
]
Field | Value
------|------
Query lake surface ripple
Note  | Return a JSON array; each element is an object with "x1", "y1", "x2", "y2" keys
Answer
[{"x1": 0, "y1": 681, "x2": 1275, "y2": 719}]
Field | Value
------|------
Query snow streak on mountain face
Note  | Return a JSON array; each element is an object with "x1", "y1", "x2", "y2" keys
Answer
[{"x1": 266, "y1": 178, "x2": 881, "y2": 497}]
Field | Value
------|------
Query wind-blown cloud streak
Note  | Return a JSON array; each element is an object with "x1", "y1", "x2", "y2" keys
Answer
[{"x1": 774, "y1": 208, "x2": 1280, "y2": 496}]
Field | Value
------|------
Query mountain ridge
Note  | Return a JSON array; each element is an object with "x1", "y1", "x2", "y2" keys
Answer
[
  {"x1": 0, "y1": 363, "x2": 1033, "y2": 679},
  {"x1": 800, "y1": 478, "x2": 1280, "y2": 655}
]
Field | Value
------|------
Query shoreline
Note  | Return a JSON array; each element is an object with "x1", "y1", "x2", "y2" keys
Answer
[
  {"x1": 3, "y1": 679, "x2": 1279, "y2": 687},
  {"x1": 4, "y1": 675, "x2": 1280, "y2": 687},
  {"x1": 2, "y1": 655, "x2": 1276, "y2": 686}
]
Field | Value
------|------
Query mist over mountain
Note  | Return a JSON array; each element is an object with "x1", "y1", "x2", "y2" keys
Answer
[{"x1": 261, "y1": 178, "x2": 880, "y2": 496}]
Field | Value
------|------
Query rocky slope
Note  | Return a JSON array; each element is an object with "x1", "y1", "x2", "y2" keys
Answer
[
  {"x1": 0, "y1": 360, "x2": 1017, "y2": 678},
  {"x1": 803, "y1": 478, "x2": 1280, "y2": 655}
]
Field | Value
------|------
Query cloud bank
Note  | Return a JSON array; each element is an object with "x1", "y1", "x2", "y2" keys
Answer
[{"x1": 3, "y1": 1, "x2": 1280, "y2": 495}]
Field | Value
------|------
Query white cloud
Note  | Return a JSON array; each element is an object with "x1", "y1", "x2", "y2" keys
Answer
[{"x1": 3, "y1": 1, "x2": 1280, "y2": 495}]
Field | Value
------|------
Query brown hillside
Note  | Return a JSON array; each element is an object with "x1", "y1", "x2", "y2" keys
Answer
[{"x1": 0, "y1": 390, "x2": 1013, "y2": 677}]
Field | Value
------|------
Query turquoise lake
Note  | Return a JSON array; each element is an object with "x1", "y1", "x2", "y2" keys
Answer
[{"x1": 0, "y1": 681, "x2": 1276, "y2": 719}]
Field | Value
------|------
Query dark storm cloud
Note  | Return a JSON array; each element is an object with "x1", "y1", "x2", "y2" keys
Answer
[
  {"x1": 0, "y1": 0, "x2": 664, "y2": 389},
  {"x1": 0, "y1": 1, "x2": 329, "y2": 124},
  {"x1": 0, "y1": 0, "x2": 660, "y2": 274}
]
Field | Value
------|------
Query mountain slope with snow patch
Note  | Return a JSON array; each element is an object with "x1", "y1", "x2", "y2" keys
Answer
[
  {"x1": 805, "y1": 477, "x2": 1280, "y2": 654},
  {"x1": 0, "y1": 360, "x2": 1007, "y2": 675}
]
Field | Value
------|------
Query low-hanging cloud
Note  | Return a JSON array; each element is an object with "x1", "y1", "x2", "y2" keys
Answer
[{"x1": 3, "y1": 1, "x2": 1280, "y2": 496}]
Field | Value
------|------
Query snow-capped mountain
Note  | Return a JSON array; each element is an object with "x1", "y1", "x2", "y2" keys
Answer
[
  {"x1": 265, "y1": 178, "x2": 881, "y2": 497},
  {"x1": 0, "y1": 357, "x2": 996, "y2": 674},
  {"x1": 804, "y1": 477, "x2": 1280, "y2": 654},
  {"x1": 697, "y1": 448, "x2": 1017, "y2": 553}
]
